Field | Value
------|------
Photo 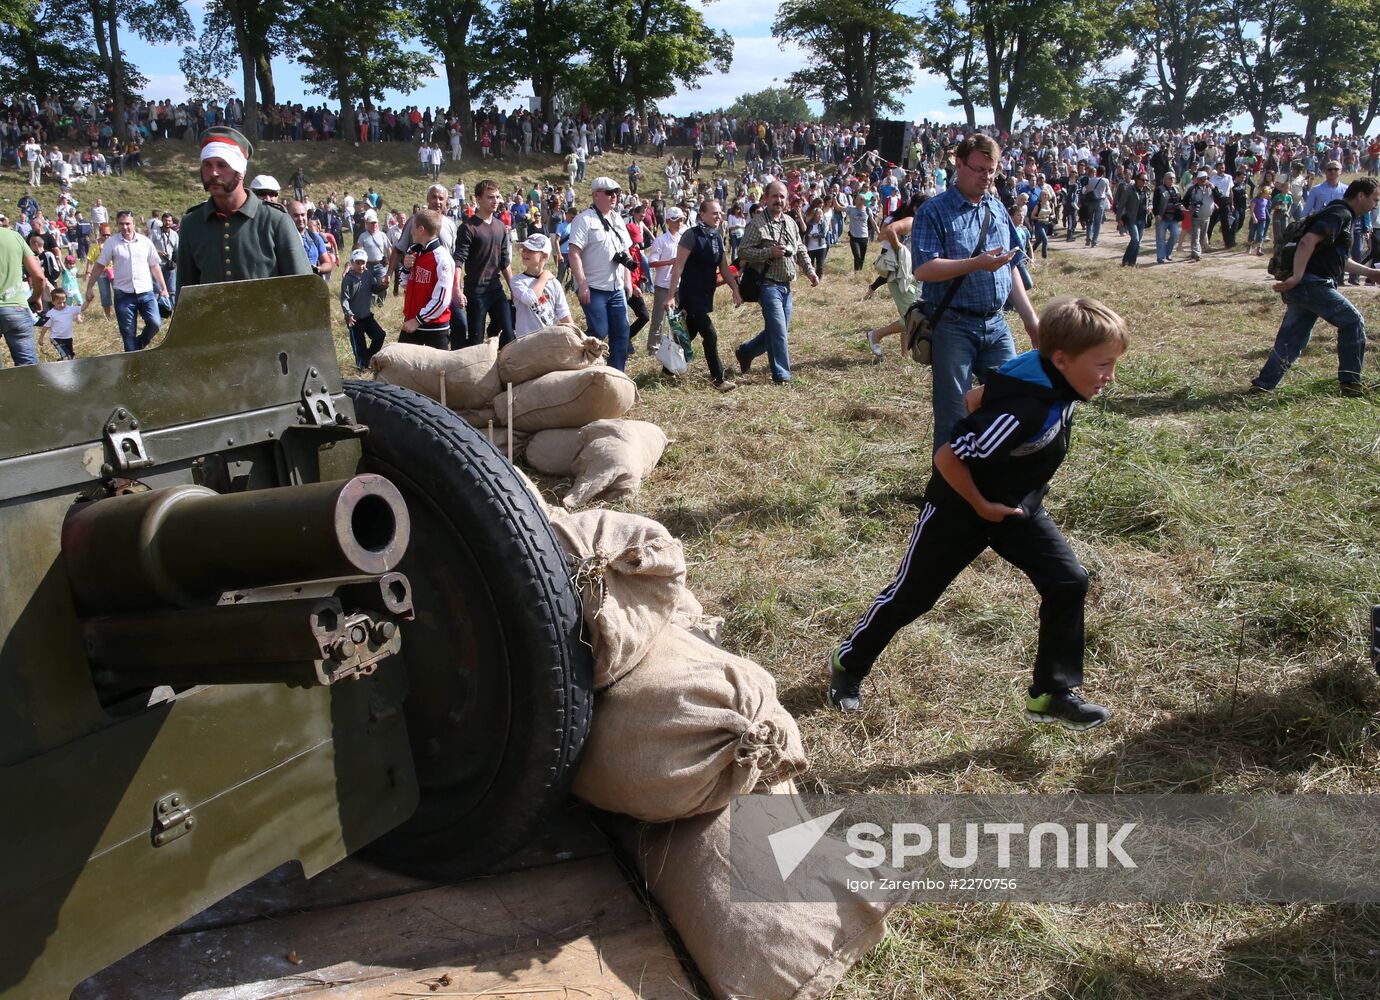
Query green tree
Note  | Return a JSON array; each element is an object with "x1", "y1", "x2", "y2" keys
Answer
[
  {"x1": 1219, "y1": 0, "x2": 1290, "y2": 134},
  {"x1": 569, "y1": 0, "x2": 731, "y2": 120},
  {"x1": 1279, "y1": 0, "x2": 1375, "y2": 140},
  {"x1": 294, "y1": 0, "x2": 434, "y2": 140},
  {"x1": 89, "y1": 0, "x2": 193, "y2": 141},
  {"x1": 499, "y1": 0, "x2": 594, "y2": 123},
  {"x1": 180, "y1": 0, "x2": 290, "y2": 141},
  {"x1": 914, "y1": 0, "x2": 985, "y2": 128},
  {"x1": 1131, "y1": 0, "x2": 1236, "y2": 129},
  {"x1": 423, "y1": 0, "x2": 510, "y2": 134},
  {"x1": 0, "y1": 0, "x2": 109, "y2": 104},
  {"x1": 773, "y1": 0, "x2": 914, "y2": 122},
  {"x1": 726, "y1": 87, "x2": 811, "y2": 124}
]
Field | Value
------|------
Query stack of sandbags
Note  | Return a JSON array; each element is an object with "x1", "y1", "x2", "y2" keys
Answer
[
  {"x1": 551, "y1": 508, "x2": 807, "y2": 821},
  {"x1": 549, "y1": 506, "x2": 893, "y2": 996},
  {"x1": 607, "y1": 787, "x2": 900, "y2": 1000}
]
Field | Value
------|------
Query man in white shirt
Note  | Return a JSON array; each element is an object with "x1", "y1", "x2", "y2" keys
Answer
[
  {"x1": 90, "y1": 198, "x2": 108, "y2": 227},
  {"x1": 644, "y1": 205, "x2": 685, "y2": 353},
  {"x1": 567, "y1": 175, "x2": 639, "y2": 370},
  {"x1": 82, "y1": 209, "x2": 169, "y2": 351}
]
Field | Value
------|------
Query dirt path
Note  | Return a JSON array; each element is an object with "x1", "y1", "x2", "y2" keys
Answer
[{"x1": 1040, "y1": 226, "x2": 1380, "y2": 293}]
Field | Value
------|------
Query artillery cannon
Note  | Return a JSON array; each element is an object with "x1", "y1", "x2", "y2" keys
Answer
[{"x1": 0, "y1": 275, "x2": 592, "y2": 998}]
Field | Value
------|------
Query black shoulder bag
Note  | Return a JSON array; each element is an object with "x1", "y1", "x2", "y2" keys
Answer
[{"x1": 905, "y1": 202, "x2": 993, "y2": 365}]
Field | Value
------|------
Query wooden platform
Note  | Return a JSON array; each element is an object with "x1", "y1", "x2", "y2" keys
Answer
[{"x1": 75, "y1": 813, "x2": 698, "y2": 1000}]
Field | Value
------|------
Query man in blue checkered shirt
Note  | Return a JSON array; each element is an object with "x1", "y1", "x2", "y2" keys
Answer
[{"x1": 911, "y1": 134, "x2": 1041, "y2": 450}]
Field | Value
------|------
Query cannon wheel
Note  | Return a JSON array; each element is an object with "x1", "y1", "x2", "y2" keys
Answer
[{"x1": 345, "y1": 380, "x2": 592, "y2": 879}]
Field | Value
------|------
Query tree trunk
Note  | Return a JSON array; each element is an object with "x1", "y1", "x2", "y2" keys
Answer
[
  {"x1": 1304, "y1": 115, "x2": 1316, "y2": 143},
  {"x1": 338, "y1": 69, "x2": 356, "y2": 141},
  {"x1": 963, "y1": 100, "x2": 975, "y2": 129},
  {"x1": 256, "y1": 52, "x2": 276, "y2": 107},
  {"x1": 92, "y1": 0, "x2": 129, "y2": 142},
  {"x1": 229, "y1": 0, "x2": 259, "y2": 141}
]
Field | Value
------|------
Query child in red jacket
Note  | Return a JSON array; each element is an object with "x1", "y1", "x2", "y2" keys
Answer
[{"x1": 400, "y1": 208, "x2": 454, "y2": 350}]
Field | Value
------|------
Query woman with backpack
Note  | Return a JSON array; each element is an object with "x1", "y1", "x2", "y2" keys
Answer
[{"x1": 1153, "y1": 172, "x2": 1182, "y2": 263}]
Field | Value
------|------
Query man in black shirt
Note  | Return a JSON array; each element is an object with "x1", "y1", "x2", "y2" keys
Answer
[
  {"x1": 1253, "y1": 176, "x2": 1380, "y2": 396},
  {"x1": 452, "y1": 178, "x2": 514, "y2": 348}
]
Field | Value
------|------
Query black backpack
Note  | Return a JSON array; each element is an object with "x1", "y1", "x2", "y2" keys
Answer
[{"x1": 1267, "y1": 202, "x2": 1350, "y2": 280}]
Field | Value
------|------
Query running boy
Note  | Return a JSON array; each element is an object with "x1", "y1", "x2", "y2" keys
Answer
[
  {"x1": 511, "y1": 233, "x2": 572, "y2": 336},
  {"x1": 828, "y1": 296, "x2": 1130, "y2": 730},
  {"x1": 37, "y1": 287, "x2": 83, "y2": 359}
]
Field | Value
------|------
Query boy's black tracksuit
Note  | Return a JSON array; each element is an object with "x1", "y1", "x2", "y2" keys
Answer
[{"x1": 838, "y1": 350, "x2": 1089, "y2": 696}]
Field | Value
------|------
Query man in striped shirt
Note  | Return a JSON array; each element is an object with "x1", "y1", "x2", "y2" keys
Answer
[{"x1": 827, "y1": 297, "x2": 1129, "y2": 732}]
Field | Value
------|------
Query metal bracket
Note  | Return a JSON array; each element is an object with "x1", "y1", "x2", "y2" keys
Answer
[
  {"x1": 152, "y1": 793, "x2": 196, "y2": 847},
  {"x1": 300, "y1": 367, "x2": 338, "y2": 427},
  {"x1": 101, "y1": 407, "x2": 153, "y2": 476}
]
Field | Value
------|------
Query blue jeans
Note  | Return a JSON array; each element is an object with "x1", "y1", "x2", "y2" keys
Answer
[
  {"x1": 1087, "y1": 207, "x2": 1104, "y2": 245},
  {"x1": 931, "y1": 309, "x2": 1017, "y2": 451},
  {"x1": 739, "y1": 281, "x2": 793, "y2": 382},
  {"x1": 1248, "y1": 219, "x2": 1268, "y2": 245},
  {"x1": 582, "y1": 287, "x2": 631, "y2": 370},
  {"x1": 1155, "y1": 219, "x2": 1179, "y2": 261},
  {"x1": 162, "y1": 264, "x2": 177, "y2": 305},
  {"x1": 114, "y1": 289, "x2": 160, "y2": 351},
  {"x1": 0, "y1": 305, "x2": 38, "y2": 366},
  {"x1": 1122, "y1": 220, "x2": 1143, "y2": 265},
  {"x1": 1253, "y1": 279, "x2": 1366, "y2": 389}
]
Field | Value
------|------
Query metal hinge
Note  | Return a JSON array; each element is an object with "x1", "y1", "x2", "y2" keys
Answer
[
  {"x1": 300, "y1": 367, "x2": 338, "y2": 426},
  {"x1": 101, "y1": 407, "x2": 153, "y2": 477},
  {"x1": 152, "y1": 793, "x2": 196, "y2": 847}
]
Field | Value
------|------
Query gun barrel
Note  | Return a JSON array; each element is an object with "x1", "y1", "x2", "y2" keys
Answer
[{"x1": 63, "y1": 475, "x2": 410, "y2": 615}]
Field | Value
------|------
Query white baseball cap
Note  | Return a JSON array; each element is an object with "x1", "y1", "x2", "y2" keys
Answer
[
  {"x1": 521, "y1": 233, "x2": 551, "y2": 254},
  {"x1": 249, "y1": 174, "x2": 280, "y2": 193},
  {"x1": 590, "y1": 176, "x2": 622, "y2": 193},
  {"x1": 665, "y1": 206, "x2": 685, "y2": 221},
  {"x1": 363, "y1": 209, "x2": 378, "y2": 222},
  {"x1": 350, "y1": 248, "x2": 368, "y2": 262}
]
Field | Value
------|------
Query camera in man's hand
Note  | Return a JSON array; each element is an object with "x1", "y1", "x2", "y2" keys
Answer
[{"x1": 611, "y1": 249, "x2": 637, "y2": 270}]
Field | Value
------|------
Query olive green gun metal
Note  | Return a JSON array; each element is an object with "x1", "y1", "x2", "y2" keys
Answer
[
  {"x1": 0, "y1": 276, "x2": 420, "y2": 998},
  {"x1": 0, "y1": 274, "x2": 593, "y2": 999}
]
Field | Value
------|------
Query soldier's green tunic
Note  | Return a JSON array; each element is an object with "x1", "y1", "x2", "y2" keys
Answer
[{"x1": 177, "y1": 191, "x2": 310, "y2": 287}]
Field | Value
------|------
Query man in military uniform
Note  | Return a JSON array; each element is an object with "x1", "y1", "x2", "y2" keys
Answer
[{"x1": 177, "y1": 127, "x2": 310, "y2": 288}]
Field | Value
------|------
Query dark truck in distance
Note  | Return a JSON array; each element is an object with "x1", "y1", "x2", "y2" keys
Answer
[{"x1": 0, "y1": 275, "x2": 592, "y2": 998}]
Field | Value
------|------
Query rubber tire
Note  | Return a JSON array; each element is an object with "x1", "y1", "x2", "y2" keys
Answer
[{"x1": 344, "y1": 379, "x2": 592, "y2": 879}]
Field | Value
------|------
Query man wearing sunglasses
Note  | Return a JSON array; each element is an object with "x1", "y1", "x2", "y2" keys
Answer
[
  {"x1": 1302, "y1": 161, "x2": 1346, "y2": 216},
  {"x1": 911, "y1": 133, "x2": 1040, "y2": 451}
]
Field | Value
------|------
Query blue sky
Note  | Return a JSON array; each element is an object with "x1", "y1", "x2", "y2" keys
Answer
[{"x1": 127, "y1": 0, "x2": 1306, "y2": 132}]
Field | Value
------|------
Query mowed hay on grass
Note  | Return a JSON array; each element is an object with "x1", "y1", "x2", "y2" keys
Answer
[{"x1": 10, "y1": 143, "x2": 1380, "y2": 998}]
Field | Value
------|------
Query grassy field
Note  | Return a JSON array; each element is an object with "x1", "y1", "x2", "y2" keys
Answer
[{"x1": 7, "y1": 141, "x2": 1380, "y2": 999}]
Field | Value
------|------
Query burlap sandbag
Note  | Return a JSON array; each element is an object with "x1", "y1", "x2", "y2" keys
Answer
[
  {"x1": 608, "y1": 789, "x2": 897, "y2": 1000},
  {"x1": 525, "y1": 428, "x2": 585, "y2": 476},
  {"x1": 562, "y1": 419, "x2": 668, "y2": 509},
  {"x1": 497, "y1": 323, "x2": 607, "y2": 384},
  {"x1": 549, "y1": 509, "x2": 685, "y2": 689},
  {"x1": 572, "y1": 623, "x2": 808, "y2": 820},
  {"x1": 493, "y1": 367, "x2": 637, "y2": 432},
  {"x1": 670, "y1": 586, "x2": 725, "y2": 645},
  {"x1": 455, "y1": 406, "x2": 495, "y2": 427},
  {"x1": 476, "y1": 423, "x2": 530, "y2": 460},
  {"x1": 371, "y1": 339, "x2": 501, "y2": 410}
]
